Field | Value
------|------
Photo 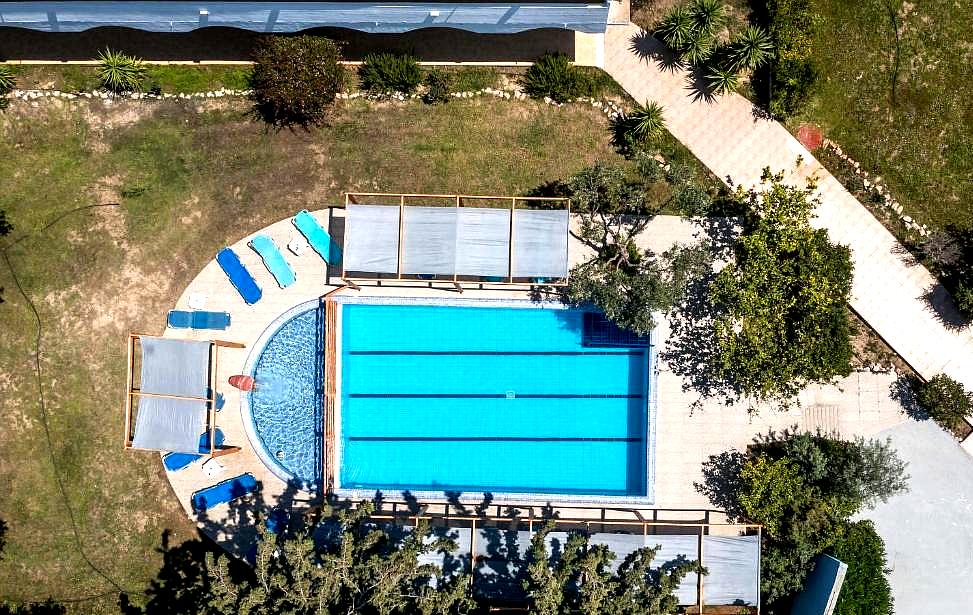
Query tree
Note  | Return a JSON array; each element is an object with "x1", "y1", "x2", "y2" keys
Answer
[
  {"x1": 250, "y1": 36, "x2": 345, "y2": 128},
  {"x1": 916, "y1": 374, "x2": 973, "y2": 435},
  {"x1": 96, "y1": 48, "x2": 146, "y2": 93},
  {"x1": 129, "y1": 502, "x2": 473, "y2": 615},
  {"x1": 827, "y1": 520, "x2": 893, "y2": 615},
  {"x1": 696, "y1": 431, "x2": 907, "y2": 607},
  {"x1": 523, "y1": 521, "x2": 702, "y2": 615},
  {"x1": 709, "y1": 169, "x2": 854, "y2": 407},
  {"x1": 564, "y1": 164, "x2": 710, "y2": 334}
]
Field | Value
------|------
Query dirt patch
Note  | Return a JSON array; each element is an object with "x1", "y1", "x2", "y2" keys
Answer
[{"x1": 849, "y1": 309, "x2": 916, "y2": 376}]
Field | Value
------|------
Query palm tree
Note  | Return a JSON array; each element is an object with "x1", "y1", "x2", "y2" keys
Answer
[
  {"x1": 706, "y1": 65, "x2": 740, "y2": 96},
  {"x1": 656, "y1": 5, "x2": 694, "y2": 52},
  {"x1": 627, "y1": 101, "x2": 667, "y2": 142},
  {"x1": 691, "y1": 0, "x2": 727, "y2": 36},
  {"x1": 683, "y1": 33, "x2": 714, "y2": 66},
  {"x1": 730, "y1": 25, "x2": 774, "y2": 71},
  {"x1": 0, "y1": 65, "x2": 15, "y2": 94},
  {"x1": 97, "y1": 48, "x2": 146, "y2": 93}
]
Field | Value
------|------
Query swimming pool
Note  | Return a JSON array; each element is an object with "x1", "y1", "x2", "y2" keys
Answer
[
  {"x1": 244, "y1": 302, "x2": 324, "y2": 489},
  {"x1": 337, "y1": 299, "x2": 653, "y2": 499}
]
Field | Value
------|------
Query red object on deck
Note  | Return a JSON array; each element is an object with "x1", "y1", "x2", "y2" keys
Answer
[{"x1": 229, "y1": 374, "x2": 255, "y2": 391}]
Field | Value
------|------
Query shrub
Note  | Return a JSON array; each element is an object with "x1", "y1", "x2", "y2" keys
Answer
[
  {"x1": 96, "y1": 48, "x2": 146, "y2": 93},
  {"x1": 656, "y1": 5, "x2": 695, "y2": 50},
  {"x1": 671, "y1": 184, "x2": 712, "y2": 215},
  {"x1": 916, "y1": 374, "x2": 972, "y2": 435},
  {"x1": 611, "y1": 101, "x2": 666, "y2": 150},
  {"x1": 522, "y1": 52, "x2": 588, "y2": 102},
  {"x1": 828, "y1": 521, "x2": 893, "y2": 615},
  {"x1": 956, "y1": 282, "x2": 973, "y2": 319},
  {"x1": 358, "y1": 52, "x2": 422, "y2": 94},
  {"x1": 250, "y1": 36, "x2": 345, "y2": 128},
  {"x1": 767, "y1": 0, "x2": 818, "y2": 117},
  {"x1": 690, "y1": 0, "x2": 727, "y2": 36},
  {"x1": 706, "y1": 65, "x2": 739, "y2": 95},
  {"x1": 730, "y1": 25, "x2": 774, "y2": 71},
  {"x1": 423, "y1": 69, "x2": 451, "y2": 104}
]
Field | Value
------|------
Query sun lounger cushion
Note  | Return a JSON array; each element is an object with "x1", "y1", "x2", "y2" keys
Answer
[
  {"x1": 191, "y1": 473, "x2": 259, "y2": 513},
  {"x1": 293, "y1": 210, "x2": 342, "y2": 264},
  {"x1": 162, "y1": 429, "x2": 225, "y2": 472},
  {"x1": 249, "y1": 234, "x2": 296, "y2": 288},
  {"x1": 167, "y1": 310, "x2": 231, "y2": 330},
  {"x1": 216, "y1": 247, "x2": 262, "y2": 305}
]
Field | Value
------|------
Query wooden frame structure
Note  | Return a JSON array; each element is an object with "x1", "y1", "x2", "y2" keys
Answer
[
  {"x1": 364, "y1": 502, "x2": 762, "y2": 615},
  {"x1": 342, "y1": 192, "x2": 571, "y2": 291},
  {"x1": 123, "y1": 333, "x2": 243, "y2": 458}
]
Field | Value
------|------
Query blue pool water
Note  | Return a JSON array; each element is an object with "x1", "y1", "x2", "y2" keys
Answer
[
  {"x1": 340, "y1": 302, "x2": 650, "y2": 497},
  {"x1": 248, "y1": 305, "x2": 324, "y2": 489}
]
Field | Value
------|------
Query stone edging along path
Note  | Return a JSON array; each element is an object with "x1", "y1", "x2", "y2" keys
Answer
[{"x1": 604, "y1": 24, "x2": 973, "y2": 390}]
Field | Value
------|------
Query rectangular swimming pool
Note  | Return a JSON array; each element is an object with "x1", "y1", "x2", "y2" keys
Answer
[{"x1": 337, "y1": 299, "x2": 653, "y2": 499}]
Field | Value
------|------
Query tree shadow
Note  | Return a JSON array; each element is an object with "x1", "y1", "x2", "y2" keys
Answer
[
  {"x1": 890, "y1": 374, "x2": 927, "y2": 421},
  {"x1": 693, "y1": 450, "x2": 747, "y2": 521},
  {"x1": 659, "y1": 217, "x2": 742, "y2": 409},
  {"x1": 627, "y1": 29, "x2": 683, "y2": 74},
  {"x1": 923, "y1": 282, "x2": 970, "y2": 330}
]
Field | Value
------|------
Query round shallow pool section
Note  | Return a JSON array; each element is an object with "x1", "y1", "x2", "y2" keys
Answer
[{"x1": 245, "y1": 302, "x2": 323, "y2": 491}]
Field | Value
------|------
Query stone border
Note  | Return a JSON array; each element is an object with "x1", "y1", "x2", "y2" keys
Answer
[{"x1": 5, "y1": 86, "x2": 626, "y2": 120}]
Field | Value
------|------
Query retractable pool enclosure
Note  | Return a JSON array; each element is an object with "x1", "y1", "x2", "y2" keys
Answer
[
  {"x1": 342, "y1": 192, "x2": 570, "y2": 289},
  {"x1": 123, "y1": 333, "x2": 243, "y2": 457}
]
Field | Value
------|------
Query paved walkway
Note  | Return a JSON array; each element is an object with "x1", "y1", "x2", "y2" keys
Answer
[
  {"x1": 859, "y1": 420, "x2": 973, "y2": 613},
  {"x1": 604, "y1": 25, "x2": 973, "y2": 389}
]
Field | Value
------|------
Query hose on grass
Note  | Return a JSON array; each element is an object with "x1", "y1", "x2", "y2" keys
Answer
[{"x1": 0, "y1": 203, "x2": 133, "y2": 599}]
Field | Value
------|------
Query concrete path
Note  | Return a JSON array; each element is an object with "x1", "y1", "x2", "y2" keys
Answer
[
  {"x1": 861, "y1": 420, "x2": 973, "y2": 613},
  {"x1": 604, "y1": 25, "x2": 973, "y2": 389}
]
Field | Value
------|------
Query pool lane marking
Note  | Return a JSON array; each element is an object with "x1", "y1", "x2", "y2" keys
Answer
[
  {"x1": 346, "y1": 436, "x2": 644, "y2": 442},
  {"x1": 348, "y1": 350, "x2": 646, "y2": 356},
  {"x1": 347, "y1": 393, "x2": 644, "y2": 398}
]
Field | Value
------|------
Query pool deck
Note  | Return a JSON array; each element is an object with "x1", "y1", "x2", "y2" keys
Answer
[{"x1": 159, "y1": 208, "x2": 909, "y2": 553}]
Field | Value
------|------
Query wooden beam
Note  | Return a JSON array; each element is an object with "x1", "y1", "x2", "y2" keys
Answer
[
  {"x1": 123, "y1": 333, "x2": 136, "y2": 449},
  {"x1": 128, "y1": 390, "x2": 210, "y2": 402}
]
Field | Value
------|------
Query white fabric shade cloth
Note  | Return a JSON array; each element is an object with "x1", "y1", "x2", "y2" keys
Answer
[
  {"x1": 343, "y1": 203, "x2": 569, "y2": 279},
  {"x1": 131, "y1": 337, "x2": 212, "y2": 454}
]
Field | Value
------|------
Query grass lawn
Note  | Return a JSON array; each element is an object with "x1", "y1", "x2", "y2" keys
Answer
[
  {"x1": 798, "y1": 0, "x2": 973, "y2": 230},
  {"x1": 0, "y1": 96, "x2": 627, "y2": 612}
]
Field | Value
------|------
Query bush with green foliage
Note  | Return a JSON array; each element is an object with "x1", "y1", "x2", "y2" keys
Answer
[
  {"x1": 522, "y1": 52, "x2": 601, "y2": 103},
  {"x1": 250, "y1": 36, "x2": 345, "y2": 128},
  {"x1": 423, "y1": 69, "x2": 452, "y2": 104},
  {"x1": 96, "y1": 48, "x2": 146, "y2": 93},
  {"x1": 565, "y1": 164, "x2": 710, "y2": 334},
  {"x1": 524, "y1": 520, "x2": 703, "y2": 614},
  {"x1": 766, "y1": 0, "x2": 817, "y2": 117},
  {"x1": 610, "y1": 101, "x2": 667, "y2": 152},
  {"x1": 916, "y1": 374, "x2": 972, "y2": 435},
  {"x1": 697, "y1": 431, "x2": 907, "y2": 606},
  {"x1": 828, "y1": 520, "x2": 893, "y2": 615},
  {"x1": 730, "y1": 25, "x2": 775, "y2": 71},
  {"x1": 451, "y1": 66, "x2": 499, "y2": 92},
  {"x1": 656, "y1": 0, "x2": 727, "y2": 67},
  {"x1": 705, "y1": 65, "x2": 739, "y2": 96},
  {"x1": 709, "y1": 169, "x2": 854, "y2": 407},
  {"x1": 358, "y1": 52, "x2": 422, "y2": 94}
]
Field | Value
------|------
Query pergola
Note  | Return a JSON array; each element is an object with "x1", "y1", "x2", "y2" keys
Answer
[
  {"x1": 123, "y1": 334, "x2": 242, "y2": 457},
  {"x1": 341, "y1": 193, "x2": 570, "y2": 290}
]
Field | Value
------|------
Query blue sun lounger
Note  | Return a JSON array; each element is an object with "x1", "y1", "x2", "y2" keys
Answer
[
  {"x1": 191, "y1": 473, "x2": 259, "y2": 513},
  {"x1": 162, "y1": 429, "x2": 226, "y2": 472},
  {"x1": 293, "y1": 210, "x2": 342, "y2": 264},
  {"x1": 167, "y1": 310, "x2": 231, "y2": 330},
  {"x1": 249, "y1": 234, "x2": 296, "y2": 288},
  {"x1": 216, "y1": 247, "x2": 262, "y2": 305}
]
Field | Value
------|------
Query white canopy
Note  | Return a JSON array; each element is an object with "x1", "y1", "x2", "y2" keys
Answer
[{"x1": 343, "y1": 202, "x2": 569, "y2": 280}]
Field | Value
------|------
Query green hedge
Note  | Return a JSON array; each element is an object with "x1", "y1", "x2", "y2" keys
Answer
[
  {"x1": 358, "y1": 52, "x2": 422, "y2": 94},
  {"x1": 767, "y1": 0, "x2": 817, "y2": 117},
  {"x1": 828, "y1": 520, "x2": 893, "y2": 615}
]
